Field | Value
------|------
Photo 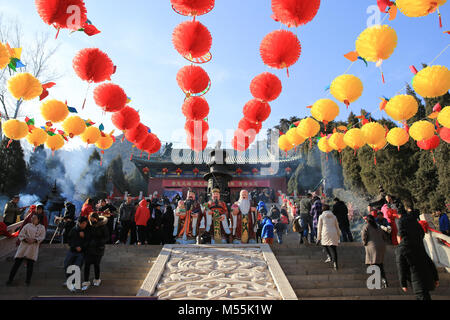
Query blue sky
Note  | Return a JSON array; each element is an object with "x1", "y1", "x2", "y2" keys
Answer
[{"x1": 1, "y1": 0, "x2": 449, "y2": 149}]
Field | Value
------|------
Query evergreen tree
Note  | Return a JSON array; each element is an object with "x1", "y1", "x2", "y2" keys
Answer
[
  {"x1": 106, "y1": 156, "x2": 128, "y2": 194},
  {"x1": 0, "y1": 140, "x2": 27, "y2": 197},
  {"x1": 126, "y1": 166, "x2": 149, "y2": 197},
  {"x1": 24, "y1": 146, "x2": 51, "y2": 198}
]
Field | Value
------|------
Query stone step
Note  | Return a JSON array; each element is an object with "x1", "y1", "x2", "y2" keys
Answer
[
  {"x1": 286, "y1": 272, "x2": 450, "y2": 282},
  {"x1": 289, "y1": 278, "x2": 450, "y2": 289},
  {"x1": 303, "y1": 295, "x2": 450, "y2": 301}
]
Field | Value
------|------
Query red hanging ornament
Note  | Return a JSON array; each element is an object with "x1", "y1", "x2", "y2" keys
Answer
[
  {"x1": 250, "y1": 72, "x2": 282, "y2": 102},
  {"x1": 439, "y1": 127, "x2": 450, "y2": 144},
  {"x1": 187, "y1": 135, "x2": 208, "y2": 152},
  {"x1": 417, "y1": 135, "x2": 440, "y2": 151},
  {"x1": 35, "y1": 0, "x2": 87, "y2": 31},
  {"x1": 173, "y1": 21, "x2": 212, "y2": 60},
  {"x1": 238, "y1": 118, "x2": 262, "y2": 134},
  {"x1": 182, "y1": 96, "x2": 210, "y2": 120},
  {"x1": 111, "y1": 106, "x2": 140, "y2": 131},
  {"x1": 136, "y1": 133, "x2": 156, "y2": 151},
  {"x1": 177, "y1": 65, "x2": 211, "y2": 96},
  {"x1": 271, "y1": 0, "x2": 321, "y2": 28},
  {"x1": 260, "y1": 30, "x2": 301, "y2": 75},
  {"x1": 185, "y1": 119, "x2": 209, "y2": 139},
  {"x1": 94, "y1": 83, "x2": 127, "y2": 113},
  {"x1": 243, "y1": 99, "x2": 271, "y2": 124},
  {"x1": 171, "y1": 0, "x2": 215, "y2": 17},
  {"x1": 231, "y1": 136, "x2": 250, "y2": 152},
  {"x1": 125, "y1": 123, "x2": 148, "y2": 144},
  {"x1": 72, "y1": 48, "x2": 115, "y2": 83}
]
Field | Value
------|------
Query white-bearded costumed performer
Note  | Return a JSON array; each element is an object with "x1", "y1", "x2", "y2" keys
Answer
[
  {"x1": 174, "y1": 191, "x2": 202, "y2": 244},
  {"x1": 205, "y1": 188, "x2": 231, "y2": 244},
  {"x1": 230, "y1": 190, "x2": 257, "y2": 244}
]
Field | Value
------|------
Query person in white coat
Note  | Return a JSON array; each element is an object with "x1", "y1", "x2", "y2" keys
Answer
[
  {"x1": 317, "y1": 204, "x2": 341, "y2": 270},
  {"x1": 6, "y1": 214, "x2": 46, "y2": 286}
]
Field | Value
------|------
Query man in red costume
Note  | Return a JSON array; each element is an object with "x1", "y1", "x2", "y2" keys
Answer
[
  {"x1": 230, "y1": 190, "x2": 257, "y2": 244},
  {"x1": 205, "y1": 189, "x2": 231, "y2": 244}
]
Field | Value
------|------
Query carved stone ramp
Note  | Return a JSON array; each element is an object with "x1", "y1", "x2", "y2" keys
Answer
[{"x1": 137, "y1": 244, "x2": 298, "y2": 300}]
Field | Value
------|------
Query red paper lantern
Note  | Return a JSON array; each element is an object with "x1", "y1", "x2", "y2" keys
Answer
[
  {"x1": 176, "y1": 65, "x2": 210, "y2": 95},
  {"x1": 147, "y1": 136, "x2": 162, "y2": 154},
  {"x1": 232, "y1": 129, "x2": 256, "y2": 152},
  {"x1": 143, "y1": 167, "x2": 150, "y2": 174},
  {"x1": 260, "y1": 30, "x2": 301, "y2": 74},
  {"x1": 171, "y1": 0, "x2": 215, "y2": 16},
  {"x1": 271, "y1": 0, "x2": 321, "y2": 28},
  {"x1": 182, "y1": 97, "x2": 210, "y2": 120},
  {"x1": 94, "y1": 83, "x2": 127, "y2": 113},
  {"x1": 417, "y1": 135, "x2": 440, "y2": 151},
  {"x1": 136, "y1": 133, "x2": 156, "y2": 151},
  {"x1": 173, "y1": 21, "x2": 212, "y2": 59},
  {"x1": 72, "y1": 48, "x2": 115, "y2": 83},
  {"x1": 193, "y1": 168, "x2": 200, "y2": 175},
  {"x1": 187, "y1": 136, "x2": 208, "y2": 152},
  {"x1": 35, "y1": 0, "x2": 87, "y2": 30},
  {"x1": 250, "y1": 72, "x2": 282, "y2": 102},
  {"x1": 243, "y1": 99, "x2": 271, "y2": 124},
  {"x1": 125, "y1": 123, "x2": 148, "y2": 144},
  {"x1": 185, "y1": 119, "x2": 209, "y2": 139},
  {"x1": 439, "y1": 127, "x2": 450, "y2": 143},
  {"x1": 111, "y1": 106, "x2": 140, "y2": 131},
  {"x1": 232, "y1": 136, "x2": 250, "y2": 152},
  {"x1": 238, "y1": 118, "x2": 262, "y2": 134}
]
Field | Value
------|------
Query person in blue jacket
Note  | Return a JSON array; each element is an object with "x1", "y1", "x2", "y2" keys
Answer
[
  {"x1": 261, "y1": 217, "x2": 274, "y2": 245},
  {"x1": 435, "y1": 210, "x2": 449, "y2": 236}
]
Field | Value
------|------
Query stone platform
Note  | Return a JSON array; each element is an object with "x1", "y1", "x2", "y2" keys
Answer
[{"x1": 137, "y1": 244, "x2": 297, "y2": 300}]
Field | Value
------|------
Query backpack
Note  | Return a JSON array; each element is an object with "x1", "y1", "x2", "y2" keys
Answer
[
  {"x1": 281, "y1": 215, "x2": 288, "y2": 225},
  {"x1": 293, "y1": 217, "x2": 303, "y2": 233}
]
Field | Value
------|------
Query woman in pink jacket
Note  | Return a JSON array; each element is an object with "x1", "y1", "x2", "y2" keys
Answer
[{"x1": 135, "y1": 199, "x2": 150, "y2": 245}]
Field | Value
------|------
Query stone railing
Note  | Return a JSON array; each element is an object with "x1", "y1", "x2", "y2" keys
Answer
[
  {"x1": 0, "y1": 221, "x2": 22, "y2": 259},
  {"x1": 421, "y1": 214, "x2": 450, "y2": 272}
]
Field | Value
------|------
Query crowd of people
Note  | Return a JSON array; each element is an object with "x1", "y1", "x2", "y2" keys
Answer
[{"x1": 1, "y1": 189, "x2": 448, "y2": 300}]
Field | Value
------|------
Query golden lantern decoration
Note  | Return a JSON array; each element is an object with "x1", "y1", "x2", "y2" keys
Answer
[
  {"x1": 296, "y1": 118, "x2": 320, "y2": 139},
  {"x1": 26, "y1": 128, "x2": 48, "y2": 149},
  {"x1": 45, "y1": 134, "x2": 65, "y2": 153},
  {"x1": 3, "y1": 119, "x2": 28, "y2": 142},
  {"x1": 310, "y1": 99, "x2": 340, "y2": 127},
  {"x1": 286, "y1": 127, "x2": 306, "y2": 147},
  {"x1": 278, "y1": 134, "x2": 294, "y2": 153},
  {"x1": 355, "y1": 25, "x2": 398, "y2": 63},
  {"x1": 344, "y1": 128, "x2": 366, "y2": 151},
  {"x1": 80, "y1": 126, "x2": 101, "y2": 145},
  {"x1": 7, "y1": 72, "x2": 43, "y2": 101},
  {"x1": 361, "y1": 122, "x2": 386, "y2": 145},
  {"x1": 318, "y1": 136, "x2": 333, "y2": 154},
  {"x1": 384, "y1": 94, "x2": 418, "y2": 121},
  {"x1": 412, "y1": 65, "x2": 450, "y2": 98},
  {"x1": 96, "y1": 134, "x2": 114, "y2": 151},
  {"x1": 329, "y1": 132, "x2": 347, "y2": 152},
  {"x1": 396, "y1": 0, "x2": 447, "y2": 18},
  {"x1": 437, "y1": 106, "x2": 450, "y2": 128},
  {"x1": 387, "y1": 127, "x2": 410, "y2": 150},
  {"x1": 41, "y1": 99, "x2": 69, "y2": 123},
  {"x1": 0, "y1": 42, "x2": 10, "y2": 69},
  {"x1": 330, "y1": 74, "x2": 363, "y2": 108},
  {"x1": 62, "y1": 116, "x2": 86, "y2": 138},
  {"x1": 409, "y1": 120, "x2": 436, "y2": 141}
]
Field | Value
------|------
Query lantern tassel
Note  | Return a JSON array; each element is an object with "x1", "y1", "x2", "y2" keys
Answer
[
  {"x1": 130, "y1": 153, "x2": 133, "y2": 161},
  {"x1": 55, "y1": 27, "x2": 61, "y2": 40},
  {"x1": 6, "y1": 139, "x2": 12, "y2": 148},
  {"x1": 438, "y1": 8, "x2": 443, "y2": 28},
  {"x1": 344, "y1": 100, "x2": 350, "y2": 109},
  {"x1": 432, "y1": 151, "x2": 436, "y2": 164},
  {"x1": 326, "y1": 154, "x2": 328, "y2": 162},
  {"x1": 374, "y1": 154, "x2": 377, "y2": 166},
  {"x1": 286, "y1": 68, "x2": 290, "y2": 78},
  {"x1": 81, "y1": 83, "x2": 91, "y2": 110},
  {"x1": 309, "y1": 138, "x2": 312, "y2": 149}
]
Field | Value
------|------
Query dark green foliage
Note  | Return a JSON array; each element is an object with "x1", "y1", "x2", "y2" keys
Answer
[
  {"x1": 126, "y1": 166, "x2": 148, "y2": 197},
  {"x1": 0, "y1": 140, "x2": 27, "y2": 197},
  {"x1": 106, "y1": 156, "x2": 128, "y2": 194}
]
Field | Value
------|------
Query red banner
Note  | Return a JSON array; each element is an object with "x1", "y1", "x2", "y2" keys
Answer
[{"x1": 162, "y1": 179, "x2": 271, "y2": 188}]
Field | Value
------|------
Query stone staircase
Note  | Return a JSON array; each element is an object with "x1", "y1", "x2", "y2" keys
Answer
[
  {"x1": 271, "y1": 231, "x2": 450, "y2": 300},
  {"x1": 0, "y1": 232, "x2": 449, "y2": 300},
  {"x1": 0, "y1": 245, "x2": 162, "y2": 300}
]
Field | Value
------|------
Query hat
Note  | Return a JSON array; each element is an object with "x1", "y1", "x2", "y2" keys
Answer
[
  {"x1": 78, "y1": 216, "x2": 88, "y2": 224},
  {"x1": 212, "y1": 188, "x2": 220, "y2": 194},
  {"x1": 13, "y1": 195, "x2": 20, "y2": 199}
]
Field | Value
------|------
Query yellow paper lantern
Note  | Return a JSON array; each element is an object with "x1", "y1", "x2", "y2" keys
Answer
[
  {"x1": 0, "y1": 43, "x2": 10, "y2": 70},
  {"x1": 296, "y1": 118, "x2": 320, "y2": 139},
  {"x1": 7, "y1": 72, "x2": 43, "y2": 101},
  {"x1": 81, "y1": 126, "x2": 101, "y2": 145},
  {"x1": 369, "y1": 137, "x2": 387, "y2": 151},
  {"x1": 3, "y1": 119, "x2": 28, "y2": 140},
  {"x1": 329, "y1": 132, "x2": 347, "y2": 152},
  {"x1": 437, "y1": 106, "x2": 450, "y2": 128},
  {"x1": 387, "y1": 127, "x2": 410, "y2": 149},
  {"x1": 96, "y1": 134, "x2": 114, "y2": 150},
  {"x1": 45, "y1": 134, "x2": 65, "y2": 152},
  {"x1": 355, "y1": 25, "x2": 398, "y2": 63},
  {"x1": 311, "y1": 99, "x2": 340, "y2": 126},
  {"x1": 412, "y1": 65, "x2": 450, "y2": 98},
  {"x1": 344, "y1": 128, "x2": 366, "y2": 151},
  {"x1": 278, "y1": 135, "x2": 294, "y2": 153},
  {"x1": 286, "y1": 127, "x2": 306, "y2": 147},
  {"x1": 396, "y1": 0, "x2": 447, "y2": 17},
  {"x1": 41, "y1": 99, "x2": 69, "y2": 123},
  {"x1": 361, "y1": 122, "x2": 386, "y2": 145},
  {"x1": 409, "y1": 120, "x2": 435, "y2": 141},
  {"x1": 62, "y1": 116, "x2": 86, "y2": 137},
  {"x1": 384, "y1": 94, "x2": 418, "y2": 121},
  {"x1": 318, "y1": 137, "x2": 333, "y2": 153},
  {"x1": 26, "y1": 128, "x2": 47, "y2": 148},
  {"x1": 330, "y1": 75, "x2": 363, "y2": 107}
]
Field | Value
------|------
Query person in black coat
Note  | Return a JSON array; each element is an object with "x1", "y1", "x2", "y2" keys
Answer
[
  {"x1": 62, "y1": 202, "x2": 76, "y2": 244},
  {"x1": 147, "y1": 202, "x2": 163, "y2": 245},
  {"x1": 63, "y1": 216, "x2": 88, "y2": 289},
  {"x1": 161, "y1": 205, "x2": 175, "y2": 244},
  {"x1": 82, "y1": 212, "x2": 109, "y2": 291},
  {"x1": 332, "y1": 198, "x2": 353, "y2": 242},
  {"x1": 395, "y1": 201, "x2": 439, "y2": 300},
  {"x1": 97, "y1": 199, "x2": 117, "y2": 244}
]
